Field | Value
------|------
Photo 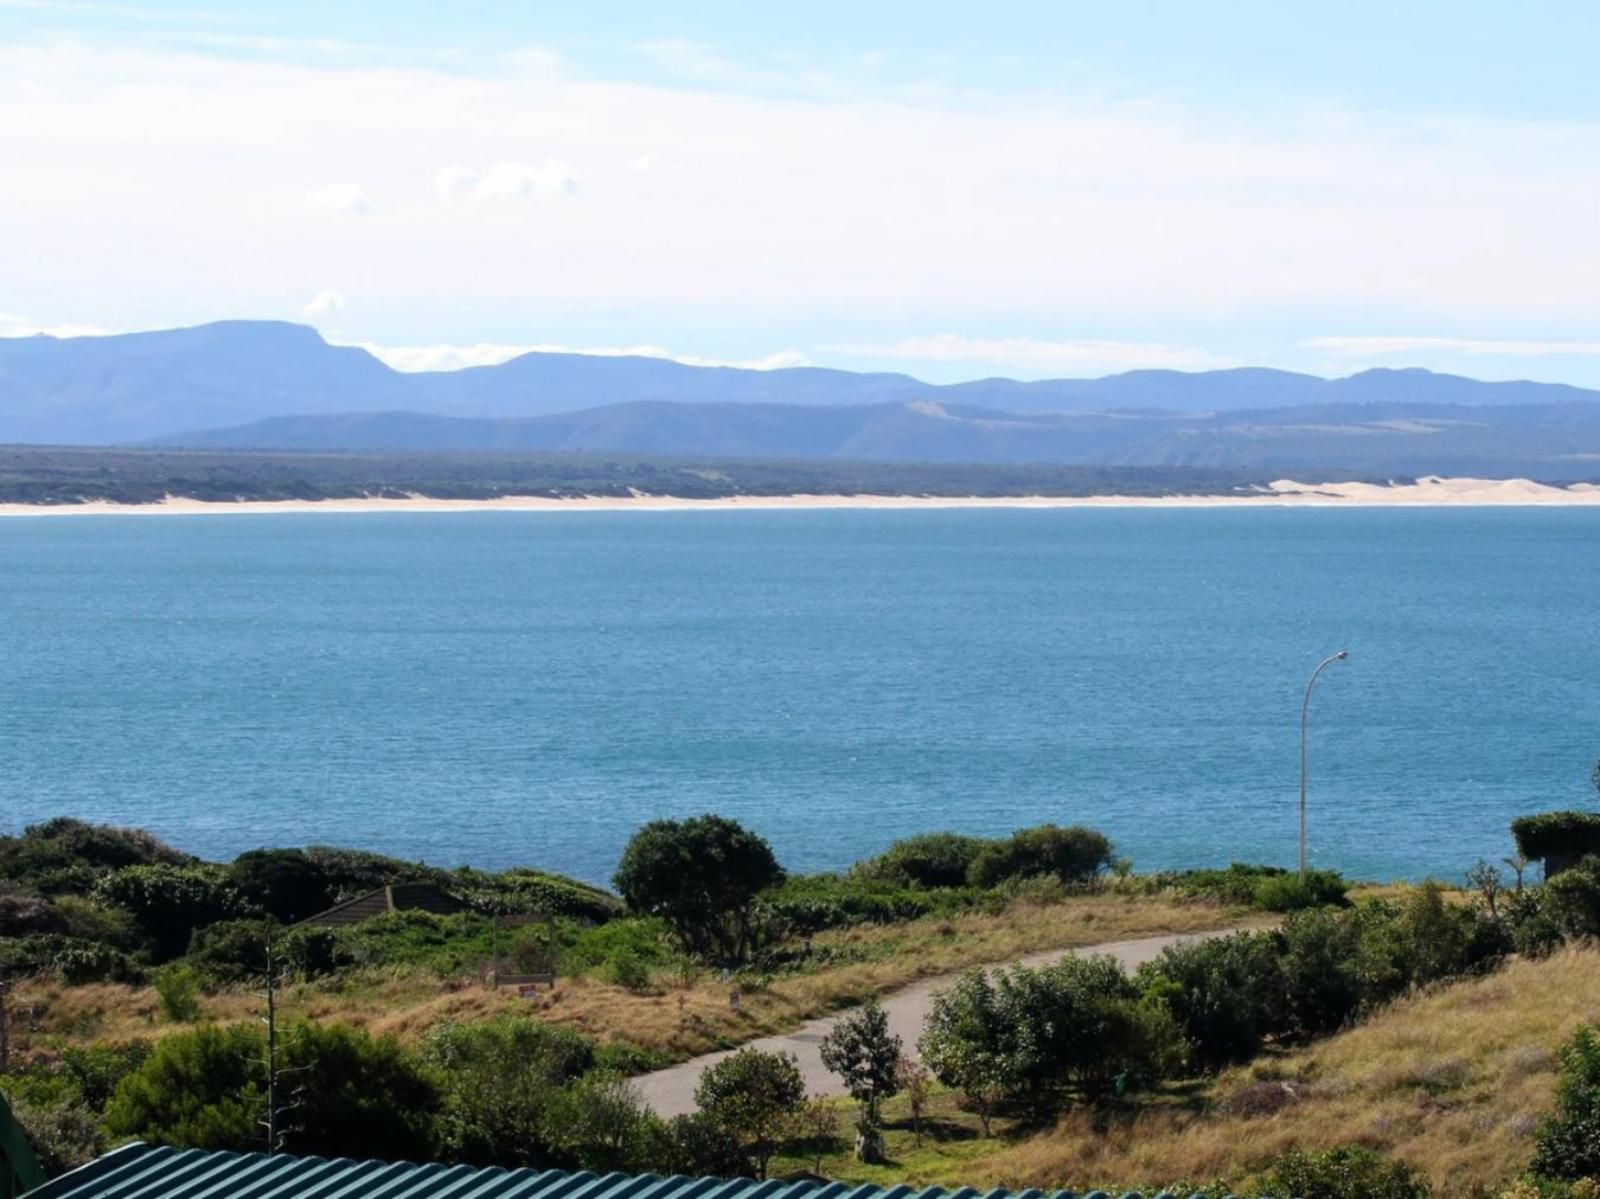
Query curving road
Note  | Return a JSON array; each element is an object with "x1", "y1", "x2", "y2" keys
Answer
[{"x1": 634, "y1": 928, "x2": 1237, "y2": 1117}]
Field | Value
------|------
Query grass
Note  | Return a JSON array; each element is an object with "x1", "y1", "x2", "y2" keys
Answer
[
  {"x1": 7, "y1": 891, "x2": 1259, "y2": 1065},
  {"x1": 951, "y1": 945, "x2": 1600, "y2": 1196}
]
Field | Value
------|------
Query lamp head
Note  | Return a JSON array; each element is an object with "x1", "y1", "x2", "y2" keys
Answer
[{"x1": 1335, "y1": 649, "x2": 1350, "y2": 660}]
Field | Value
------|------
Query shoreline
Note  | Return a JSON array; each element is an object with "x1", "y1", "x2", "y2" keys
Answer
[{"x1": 2, "y1": 476, "x2": 1600, "y2": 516}]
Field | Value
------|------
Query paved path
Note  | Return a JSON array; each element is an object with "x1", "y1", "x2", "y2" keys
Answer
[{"x1": 634, "y1": 928, "x2": 1234, "y2": 1117}]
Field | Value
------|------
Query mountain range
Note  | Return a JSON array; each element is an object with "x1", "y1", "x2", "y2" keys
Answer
[{"x1": 3, "y1": 320, "x2": 1600, "y2": 477}]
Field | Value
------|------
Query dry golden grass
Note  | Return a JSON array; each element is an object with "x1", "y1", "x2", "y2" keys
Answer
[
  {"x1": 9, "y1": 893, "x2": 1255, "y2": 1063},
  {"x1": 969, "y1": 945, "x2": 1600, "y2": 1197}
]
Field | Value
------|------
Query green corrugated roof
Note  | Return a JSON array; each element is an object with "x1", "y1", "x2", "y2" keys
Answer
[{"x1": 20, "y1": 1145, "x2": 1241, "y2": 1199}]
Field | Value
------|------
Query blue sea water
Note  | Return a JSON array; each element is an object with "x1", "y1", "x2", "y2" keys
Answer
[{"x1": 1, "y1": 508, "x2": 1597, "y2": 886}]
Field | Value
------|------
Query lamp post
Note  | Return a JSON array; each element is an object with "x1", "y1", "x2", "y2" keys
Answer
[{"x1": 1300, "y1": 649, "x2": 1349, "y2": 880}]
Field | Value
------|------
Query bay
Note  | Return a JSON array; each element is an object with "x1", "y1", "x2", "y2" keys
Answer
[{"x1": 1, "y1": 508, "x2": 1597, "y2": 885}]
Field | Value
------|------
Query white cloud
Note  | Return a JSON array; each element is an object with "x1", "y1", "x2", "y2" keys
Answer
[
  {"x1": 301, "y1": 289, "x2": 346, "y2": 320},
  {"x1": 828, "y1": 335, "x2": 1239, "y2": 375},
  {"x1": 1306, "y1": 335, "x2": 1600, "y2": 357},
  {"x1": 626, "y1": 152, "x2": 657, "y2": 173},
  {"x1": 304, "y1": 183, "x2": 374, "y2": 216},
  {"x1": 435, "y1": 160, "x2": 578, "y2": 201},
  {"x1": 353, "y1": 340, "x2": 809, "y2": 373}
]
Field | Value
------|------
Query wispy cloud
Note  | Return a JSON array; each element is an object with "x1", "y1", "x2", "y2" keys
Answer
[
  {"x1": 300, "y1": 289, "x2": 346, "y2": 321},
  {"x1": 0, "y1": 311, "x2": 113, "y2": 338},
  {"x1": 353, "y1": 341, "x2": 809, "y2": 373},
  {"x1": 1306, "y1": 335, "x2": 1600, "y2": 357},
  {"x1": 304, "y1": 183, "x2": 374, "y2": 217},
  {"x1": 828, "y1": 335, "x2": 1239, "y2": 375}
]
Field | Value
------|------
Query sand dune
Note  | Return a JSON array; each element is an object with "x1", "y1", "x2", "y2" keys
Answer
[{"x1": 2, "y1": 476, "x2": 1599, "y2": 517}]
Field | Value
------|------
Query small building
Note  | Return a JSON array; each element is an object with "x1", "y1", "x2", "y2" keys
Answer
[{"x1": 295, "y1": 882, "x2": 467, "y2": 929}]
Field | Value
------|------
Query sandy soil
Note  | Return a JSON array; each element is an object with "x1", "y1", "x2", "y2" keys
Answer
[{"x1": 2, "y1": 476, "x2": 1599, "y2": 517}]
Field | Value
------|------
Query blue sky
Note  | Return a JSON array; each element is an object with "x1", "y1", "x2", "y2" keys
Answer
[{"x1": 4, "y1": 1, "x2": 1599, "y2": 383}]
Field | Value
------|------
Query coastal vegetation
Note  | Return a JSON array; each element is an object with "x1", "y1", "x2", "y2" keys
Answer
[
  {"x1": 0, "y1": 444, "x2": 1286, "y2": 507},
  {"x1": 4, "y1": 805, "x2": 1599, "y2": 1194}
]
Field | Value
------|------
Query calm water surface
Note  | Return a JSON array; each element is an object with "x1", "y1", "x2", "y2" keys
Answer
[{"x1": 2, "y1": 508, "x2": 1597, "y2": 884}]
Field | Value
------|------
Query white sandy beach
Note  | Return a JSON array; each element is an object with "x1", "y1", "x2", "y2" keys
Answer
[{"x1": 1, "y1": 476, "x2": 1599, "y2": 517}]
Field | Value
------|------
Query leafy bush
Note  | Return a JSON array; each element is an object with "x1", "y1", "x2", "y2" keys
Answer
[
  {"x1": 59, "y1": 1042, "x2": 154, "y2": 1112},
  {"x1": 422, "y1": 1016, "x2": 604, "y2": 1166},
  {"x1": 301, "y1": 846, "x2": 455, "y2": 902},
  {"x1": 0, "y1": 886, "x2": 67, "y2": 935},
  {"x1": 694, "y1": 1047, "x2": 806, "y2": 1179},
  {"x1": 104, "y1": 1023, "x2": 264, "y2": 1149},
  {"x1": 332, "y1": 910, "x2": 492, "y2": 974},
  {"x1": 1254, "y1": 1145, "x2": 1432, "y2": 1199},
  {"x1": 93, "y1": 863, "x2": 255, "y2": 961},
  {"x1": 614, "y1": 814, "x2": 785, "y2": 962},
  {"x1": 0, "y1": 818, "x2": 191, "y2": 890},
  {"x1": 756, "y1": 873, "x2": 962, "y2": 934},
  {"x1": 1545, "y1": 857, "x2": 1600, "y2": 940},
  {"x1": 454, "y1": 867, "x2": 623, "y2": 923},
  {"x1": 659, "y1": 1111, "x2": 748, "y2": 1177},
  {"x1": 558, "y1": 917, "x2": 673, "y2": 978},
  {"x1": 1276, "y1": 907, "x2": 1364, "y2": 1035},
  {"x1": 1138, "y1": 931, "x2": 1286, "y2": 1068},
  {"x1": 12, "y1": 1099, "x2": 106, "y2": 1176},
  {"x1": 185, "y1": 919, "x2": 350, "y2": 986},
  {"x1": 229, "y1": 849, "x2": 334, "y2": 923},
  {"x1": 966, "y1": 824, "x2": 1114, "y2": 889},
  {"x1": 153, "y1": 964, "x2": 203, "y2": 1023},
  {"x1": 1532, "y1": 1025, "x2": 1600, "y2": 1180},
  {"x1": 856, "y1": 832, "x2": 990, "y2": 889},
  {"x1": 0, "y1": 933, "x2": 144, "y2": 984},
  {"x1": 1253, "y1": 869, "x2": 1349, "y2": 912}
]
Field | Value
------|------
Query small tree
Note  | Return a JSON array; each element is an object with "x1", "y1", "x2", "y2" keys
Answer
[
  {"x1": 693, "y1": 1047, "x2": 806, "y2": 1179},
  {"x1": 819, "y1": 998, "x2": 902, "y2": 1130},
  {"x1": 1465, "y1": 859, "x2": 1504, "y2": 918},
  {"x1": 894, "y1": 1056, "x2": 931, "y2": 1147},
  {"x1": 614, "y1": 816, "x2": 784, "y2": 963},
  {"x1": 1532, "y1": 1024, "x2": 1600, "y2": 1180},
  {"x1": 918, "y1": 970, "x2": 1011, "y2": 1134}
]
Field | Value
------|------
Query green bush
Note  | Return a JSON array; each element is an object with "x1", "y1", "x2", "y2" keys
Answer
[
  {"x1": 1254, "y1": 1145, "x2": 1432, "y2": 1199},
  {"x1": 559, "y1": 917, "x2": 673, "y2": 978},
  {"x1": 856, "y1": 832, "x2": 991, "y2": 889},
  {"x1": 104, "y1": 1023, "x2": 264, "y2": 1149},
  {"x1": 12, "y1": 1099, "x2": 106, "y2": 1176},
  {"x1": 1532, "y1": 1025, "x2": 1600, "y2": 1180},
  {"x1": 965, "y1": 824, "x2": 1114, "y2": 889},
  {"x1": 1545, "y1": 857, "x2": 1600, "y2": 940},
  {"x1": 1138, "y1": 931, "x2": 1287, "y2": 1068},
  {"x1": 0, "y1": 818, "x2": 191, "y2": 889},
  {"x1": 1276, "y1": 908, "x2": 1364, "y2": 1035},
  {"x1": 756, "y1": 873, "x2": 963, "y2": 934},
  {"x1": 1253, "y1": 869, "x2": 1349, "y2": 912},
  {"x1": 301, "y1": 846, "x2": 456, "y2": 902},
  {"x1": 93, "y1": 863, "x2": 256, "y2": 961},
  {"x1": 153, "y1": 964, "x2": 202, "y2": 1023},
  {"x1": 454, "y1": 867, "x2": 623, "y2": 923},
  {"x1": 60, "y1": 1041, "x2": 154, "y2": 1112},
  {"x1": 0, "y1": 933, "x2": 144, "y2": 984},
  {"x1": 229, "y1": 849, "x2": 334, "y2": 923},
  {"x1": 185, "y1": 919, "x2": 350, "y2": 986},
  {"x1": 693, "y1": 1047, "x2": 806, "y2": 1179}
]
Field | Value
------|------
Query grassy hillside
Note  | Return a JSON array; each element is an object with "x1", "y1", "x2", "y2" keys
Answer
[{"x1": 968, "y1": 946, "x2": 1600, "y2": 1194}]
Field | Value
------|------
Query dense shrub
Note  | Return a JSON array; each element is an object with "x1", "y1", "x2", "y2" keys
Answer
[
  {"x1": 333, "y1": 910, "x2": 492, "y2": 974},
  {"x1": 1254, "y1": 1144, "x2": 1432, "y2": 1199},
  {"x1": 12, "y1": 1100, "x2": 105, "y2": 1176},
  {"x1": 185, "y1": 919, "x2": 349, "y2": 986},
  {"x1": 0, "y1": 933, "x2": 144, "y2": 984},
  {"x1": 0, "y1": 818, "x2": 191, "y2": 888},
  {"x1": 614, "y1": 815, "x2": 785, "y2": 962},
  {"x1": 107, "y1": 1021, "x2": 439, "y2": 1158},
  {"x1": 756, "y1": 873, "x2": 960, "y2": 934},
  {"x1": 1512, "y1": 812, "x2": 1600, "y2": 869},
  {"x1": 0, "y1": 885, "x2": 67, "y2": 935},
  {"x1": 93, "y1": 864, "x2": 255, "y2": 961},
  {"x1": 558, "y1": 917, "x2": 672, "y2": 978},
  {"x1": 421, "y1": 1016, "x2": 599, "y2": 1165},
  {"x1": 693, "y1": 1048, "x2": 806, "y2": 1178},
  {"x1": 1532, "y1": 1025, "x2": 1600, "y2": 1180},
  {"x1": 301, "y1": 846, "x2": 455, "y2": 902},
  {"x1": 658, "y1": 1111, "x2": 749, "y2": 1177},
  {"x1": 966, "y1": 825, "x2": 1114, "y2": 889},
  {"x1": 1545, "y1": 857, "x2": 1600, "y2": 940},
  {"x1": 455, "y1": 867, "x2": 623, "y2": 923},
  {"x1": 229, "y1": 849, "x2": 335, "y2": 923},
  {"x1": 1138, "y1": 931, "x2": 1286, "y2": 1067},
  {"x1": 1253, "y1": 869, "x2": 1350, "y2": 912},
  {"x1": 921, "y1": 956, "x2": 1182, "y2": 1121},
  {"x1": 856, "y1": 833, "x2": 991, "y2": 889}
]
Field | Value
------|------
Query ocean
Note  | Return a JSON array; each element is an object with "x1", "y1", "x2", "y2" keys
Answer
[{"x1": 2, "y1": 508, "x2": 1597, "y2": 885}]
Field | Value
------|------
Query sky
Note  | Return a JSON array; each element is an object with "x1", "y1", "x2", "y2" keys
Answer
[{"x1": 4, "y1": 1, "x2": 1600, "y2": 384}]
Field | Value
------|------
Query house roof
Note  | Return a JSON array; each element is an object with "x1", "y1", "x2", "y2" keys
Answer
[
  {"x1": 296, "y1": 883, "x2": 468, "y2": 928},
  {"x1": 21, "y1": 1145, "x2": 1236, "y2": 1199}
]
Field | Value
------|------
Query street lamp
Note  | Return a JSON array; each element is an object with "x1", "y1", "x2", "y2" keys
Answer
[{"x1": 1300, "y1": 649, "x2": 1349, "y2": 880}]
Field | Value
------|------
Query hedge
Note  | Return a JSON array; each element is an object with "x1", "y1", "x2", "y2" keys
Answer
[{"x1": 1511, "y1": 811, "x2": 1600, "y2": 861}]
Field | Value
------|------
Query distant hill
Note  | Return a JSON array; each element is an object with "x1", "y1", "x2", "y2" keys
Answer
[
  {"x1": 149, "y1": 398, "x2": 1600, "y2": 480},
  {"x1": 5, "y1": 321, "x2": 1599, "y2": 456}
]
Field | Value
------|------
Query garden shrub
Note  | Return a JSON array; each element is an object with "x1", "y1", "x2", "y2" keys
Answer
[
  {"x1": 1138, "y1": 931, "x2": 1286, "y2": 1068},
  {"x1": 965, "y1": 824, "x2": 1114, "y2": 889},
  {"x1": 1254, "y1": 1144, "x2": 1432, "y2": 1199},
  {"x1": 1253, "y1": 868, "x2": 1349, "y2": 912},
  {"x1": 1532, "y1": 1025, "x2": 1600, "y2": 1180},
  {"x1": 856, "y1": 832, "x2": 991, "y2": 889},
  {"x1": 93, "y1": 863, "x2": 256, "y2": 961}
]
